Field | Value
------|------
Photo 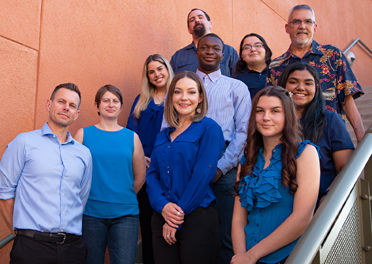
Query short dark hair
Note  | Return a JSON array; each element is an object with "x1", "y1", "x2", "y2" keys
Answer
[
  {"x1": 278, "y1": 62, "x2": 325, "y2": 144},
  {"x1": 50, "y1": 83, "x2": 81, "y2": 108},
  {"x1": 95, "y1": 85, "x2": 123, "y2": 115},
  {"x1": 197, "y1": 33, "x2": 225, "y2": 53},
  {"x1": 235, "y1": 33, "x2": 272, "y2": 75},
  {"x1": 187, "y1": 8, "x2": 211, "y2": 27}
]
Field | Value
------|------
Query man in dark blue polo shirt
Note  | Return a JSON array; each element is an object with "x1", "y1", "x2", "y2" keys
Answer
[{"x1": 170, "y1": 8, "x2": 239, "y2": 77}]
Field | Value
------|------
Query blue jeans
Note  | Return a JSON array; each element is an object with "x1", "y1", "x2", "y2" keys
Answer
[
  {"x1": 82, "y1": 214, "x2": 139, "y2": 264},
  {"x1": 213, "y1": 167, "x2": 237, "y2": 264}
]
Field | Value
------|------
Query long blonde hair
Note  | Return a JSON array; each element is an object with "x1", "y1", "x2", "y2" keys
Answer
[{"x1": 133, "y1": 54, "x2": 174, "y2": 118}]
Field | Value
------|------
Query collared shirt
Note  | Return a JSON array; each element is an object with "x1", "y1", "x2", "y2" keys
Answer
[
  {"x1": 196, "y1": 69, "x2": 251, "y2": 174},
  {"x1": 170, "y1": 42, "x2": 239, "y2": 77},
  {"x1": 266, "y1": 40, "x2": 364, "y2": 119},
  {"x1": 0, "y1": 123, "x2": 92, "y2": 235},
  {"x1": 235, "y1": 66, "x2": 269, "y2": 99},
  {"x1": 127, "y1": 94, "x2": 164, "y2": 157},
  {"x1": 146, "y1": 117, "x2": 224, "y2": 218}
]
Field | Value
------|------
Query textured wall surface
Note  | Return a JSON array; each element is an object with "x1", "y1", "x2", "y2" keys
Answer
[{"x1": 1, "y1": 0, "x2": 372, "y2": 261}]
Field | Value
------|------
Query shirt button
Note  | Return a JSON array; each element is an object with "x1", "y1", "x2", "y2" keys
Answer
[
  {"x1": 256, "y1": 223, "x2": 259, "y2": 227},
  {"x1": 168, "y1": 146, "x2": 170, "y2": 148},
  {"x1": 209, "y1": 165, "x2": 211, "y2": 168},
  {"x1": 62, "y1": 193, "x2": 64, "y2": 196},
  {"x1": 167, "y1": 171, "x2": 169, "y2": 173},
  {"x1": 61, "y1": 229, "x2": 64, "y2": 232},
  {"x1": 63, "y1": 176, "x2": 65, "y2": 179},
  {"x1": 62, "y1": 212, "x2": 65, "y2": 214}
]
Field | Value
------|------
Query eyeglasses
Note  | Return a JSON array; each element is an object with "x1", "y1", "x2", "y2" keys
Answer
[
  {"x1": 289, "y1": 19, "x2": 315, "y2": 26},
  {"x1": 243, "y1": 43, "x2": 263, "y2": 51}
]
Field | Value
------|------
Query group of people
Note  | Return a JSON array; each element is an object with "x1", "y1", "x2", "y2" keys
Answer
[{"x1": 0, "y1": 4, "x2": 363, "y2": 264}]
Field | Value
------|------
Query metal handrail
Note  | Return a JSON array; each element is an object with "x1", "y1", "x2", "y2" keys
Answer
[
  {"x1": 343, "y1": 38, "x2": 372, "y2": 56},
  {"x1": 286, "y1": 124, "x2": 372, "y2": 263},
  {"x1": 0, "y1": 233, "x2": 14, "y2": 249}
]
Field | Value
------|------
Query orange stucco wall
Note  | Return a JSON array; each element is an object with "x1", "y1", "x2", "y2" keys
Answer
[{"x1": 1, "y1": 0, "x2": 372, "y2": 260}]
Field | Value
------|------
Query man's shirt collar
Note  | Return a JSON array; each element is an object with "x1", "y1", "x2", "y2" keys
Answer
[{"x1": 196, "y1": 69, "x2": 222, "y2": 82}]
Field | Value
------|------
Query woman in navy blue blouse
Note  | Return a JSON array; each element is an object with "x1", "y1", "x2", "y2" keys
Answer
[
  {"x1": 231, "y1": 86, "x2": 320, "y2": 264},
  {"x1": 234, "y1": 33, "x2": 272, "y2": 99},
  {"x1": 278, "y1": 62, "x2": 354, "y2": 205},
  {"x1": 127, "y1": 54, "x2": 174, "y2": 263},
  {"x1": 146, "y1": 71, "x2": 225, "y2": 264}
]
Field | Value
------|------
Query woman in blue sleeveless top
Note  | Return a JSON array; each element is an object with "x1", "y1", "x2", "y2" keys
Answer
[
  {"x1": 278, "y1": 63, "x2": 354, "y2": 207},
  {"x1": 146, "y1": 71, "x2": 224, "y2": 264},
  {"x1": 75, "y1": 85, "x2": 146, "y2": 264},
  {"x1": 126, "y1": 54, "x2": 174, "y2": 264},
  {"x1": 231, "y1": 86, "x2": 320, "y2": 264}
]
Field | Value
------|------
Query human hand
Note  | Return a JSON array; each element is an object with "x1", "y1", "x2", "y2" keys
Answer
[
  {"x1": 213, "y1": 168, "x2": 223, "y2": 183},
  {"x1": 145, "y1": 157, "x2": 151, "y2": 169},
  {"x1": 230, "y1": 252, "x2": 256, "y2": 264},
  {"x1": 163, "y1": 223, "x2": 177, "y2": 245},
  {"x1": 161, "y1": 203, "x2": 184, "y2": 228}
]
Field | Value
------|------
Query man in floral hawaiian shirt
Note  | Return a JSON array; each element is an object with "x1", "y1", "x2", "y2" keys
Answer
[{"x1": 267, "y1": 4, "x2": 365, "y2": 142}]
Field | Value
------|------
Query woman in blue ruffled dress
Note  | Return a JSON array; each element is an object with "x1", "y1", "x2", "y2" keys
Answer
[{"x1": 231, "y1": 86, "x2": 320, "y2": 264}]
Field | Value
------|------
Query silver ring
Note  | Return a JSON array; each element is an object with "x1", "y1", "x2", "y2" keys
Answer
[
  {"x1": 166, "y1": 235, "x2": 170, "y2": 237},
  {"x1": 177, "y1": 212, "x2": 180, "y2": 216}
]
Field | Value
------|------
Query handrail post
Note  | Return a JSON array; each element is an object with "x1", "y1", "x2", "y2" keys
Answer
[{"x1": 0, "y1": 233, "x2": 15, "y2": 249}]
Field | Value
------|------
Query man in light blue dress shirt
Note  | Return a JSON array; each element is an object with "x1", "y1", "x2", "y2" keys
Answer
[
  {"x1": 196, "y1": 33, "x2": 252, "y2": 264},
  {"x1": 0, "y1": 83, "x2": 92, "y2": 264}
]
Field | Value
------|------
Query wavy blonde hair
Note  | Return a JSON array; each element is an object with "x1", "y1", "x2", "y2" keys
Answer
[{"x1": 133, "y1": 54, "x2": 174, "y2": 118}]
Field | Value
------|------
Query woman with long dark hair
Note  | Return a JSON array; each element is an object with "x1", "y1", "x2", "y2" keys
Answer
[
  {"x1": 231, "y1": 86, "x2": 320, "y2": 264},
  {"x1": 234, "y1": 33, "x2": 272, "y2": 98},
  {"x1": 278, "y1": 62, "x2": 354, "y2": 203}
]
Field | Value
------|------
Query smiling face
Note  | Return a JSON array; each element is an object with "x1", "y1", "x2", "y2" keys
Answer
[
  {"x1": 46, "y1": 88, "x2": 80, "y2": 128},
  {"x1": 255, "y1": 95, "x2": 285, "y2": 141},
  {"x1": 172, "y1": 77, "x2": 203, "y2": 120},
  {"x1": 285, "y1": 69, "x2": 316, "y2": 113},
  {"x1": 147, "y1": 61, "x2": 170, "y2": 90},
  {"x1": 285, "y1": 9, "x2": 317, "y2": 49},
  {"x1": 241, "y1": 36, "x2": 267, "y2": 68},
  {"x1": 188, "y1": 9, "x2": 212, "y2": 38},
  {"x1": 96, "y1": 91, "x2": 122, "y2": 119},
  {"x1": 196, "y1": 35, "x2": 224, "y2": 74}
]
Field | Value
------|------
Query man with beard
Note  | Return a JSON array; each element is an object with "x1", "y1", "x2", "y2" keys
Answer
[
  {"x1": 0, "y1": 83, "x2": 92, "y2": 264},
  {"x1": 266, "y1": 4, "x2": 365, "y2": 143},
  {"x1": 170, "y1": 8, "x2": 239, "y2": 76},
  {"x1": 195, "y1": 33, "x2": 251, "y2": 264}
]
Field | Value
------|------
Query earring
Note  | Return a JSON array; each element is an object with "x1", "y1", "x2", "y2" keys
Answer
[{"x1": 196, "y1": 108, "x2": 201, "y2": 114}]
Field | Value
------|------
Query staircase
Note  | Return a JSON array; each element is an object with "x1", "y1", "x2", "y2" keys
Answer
[{"x1": 346, "y1": 85, "x2": 372, "y2": 146}]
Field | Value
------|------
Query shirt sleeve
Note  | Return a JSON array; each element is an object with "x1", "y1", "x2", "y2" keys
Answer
[
  {"x1": 218, "y1": 82, "x2": 251, "y2": 174},
  {"x1": 79, "y1": 151, "x2": 93, "y2": 207},
  {"x1": 0, "y1": 135, "x2": 26, "y2": 200},
  {"x1": 329, "y1": 112, "x2": 355, "y2": 152},
  {"x1": 335, "y1": 50, "x2": 364, "y2": 103},
  {"x1": 177, "y1": 122, "x2": 225, "y2": 214},
  {"x1": 126, "y1": 94, "x2": 141, "y2": 134}
]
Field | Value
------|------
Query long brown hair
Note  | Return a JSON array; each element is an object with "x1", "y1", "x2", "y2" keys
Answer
[{"x1": 234, "y1": 86, "x2": 302, "y2": 195}]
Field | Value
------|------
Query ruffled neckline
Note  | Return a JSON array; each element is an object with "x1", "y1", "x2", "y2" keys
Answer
[
  {"x1": 238, "y1": 144, "x2": 283, "y2": 211},
  {"x1": 238, "y1": 140, "x2": 315, "y2": 211}
]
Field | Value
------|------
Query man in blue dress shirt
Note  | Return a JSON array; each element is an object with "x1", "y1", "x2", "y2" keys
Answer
[
  {"x1": 266, "y1": 4, "x2": 365, "y2": 143},
  {"x1": 195, "y1": 33, "x2": 251, "y2": 264},
  {"x1": 0, "y1": 83, "x2": 92, "y2": 264},
  {"x1": 170, "y1": 8, "x2": 239, "y2": 77}
]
